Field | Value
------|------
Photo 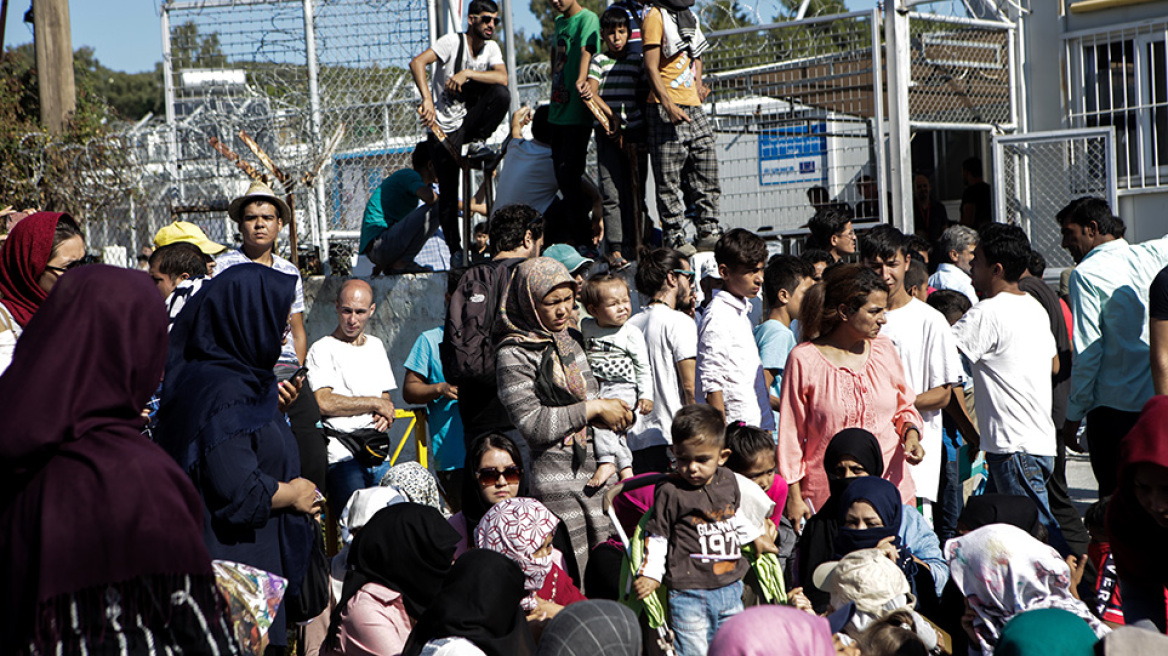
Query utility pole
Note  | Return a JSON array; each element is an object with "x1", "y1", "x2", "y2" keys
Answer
[{"x1": 32, "y1": 0, "x2": 76, "y2": 133}]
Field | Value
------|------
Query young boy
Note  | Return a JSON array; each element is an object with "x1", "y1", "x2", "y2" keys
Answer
[
  {"x1": 641, "y1": 0, "x2": 721, "y2": 251},
  {"x1": 469, "y1": 222, "x2": 491, "y2": 265},
  {"x1": 549, "y1": 0, "x2": 601, "y2": 246},
  {"x1": 950, "y1": 223, "x2": 1070, "y2": 555},
  {"x1": 906, "y1": 257, "x2": 930, "y2": 302},
  {"x1": 635, "y1": 404, "x2": 767, "y2": 656},
  {"x1": 582, "y1": 6, "x2": 645, "y2": 269},
  {"x1": 754, "y1": 254, "x2": 814, "y2": 431},
  {"x1": 697, "y1": 229, "x2": 772, "y2": 431},
  {"x1": 359, "y1": 141, "x2": 441, "y2": 274},
  {"x1": 580, "y1": 274, "x2": 653, "y2": 486}
]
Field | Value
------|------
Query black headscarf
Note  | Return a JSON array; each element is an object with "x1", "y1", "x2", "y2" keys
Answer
[
  {"x1": 535, "y1": 600, "x2": 641, "y2": 656},
  {"x1": 402, "y1": 549, "x2": 535, "y2": 656},
  {"x1": 960, "y1": 494, "x2": 1045, "y2": 540},
  {"x1": 797, "y1": 428, "x2": 886, "y2": 612},
  {"x1": 330, "y1": 503, "x2": 461, "y2": 642},
  {"x1": 155, "y1": 263, "x2": 293, "y2": 471}
]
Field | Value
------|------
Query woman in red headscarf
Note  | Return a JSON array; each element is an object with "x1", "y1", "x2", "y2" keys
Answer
[
  {"x1": 0, "y1": 211, "x2": 85, "y2": 374},
  {"x1": 1108, "y1": 395, "x2": 1168, "y2": 633}
]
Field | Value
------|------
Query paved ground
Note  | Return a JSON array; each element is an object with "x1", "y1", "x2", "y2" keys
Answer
[{"x1": 1066, "y1": 451, "x2": 1100, "y2": 515}]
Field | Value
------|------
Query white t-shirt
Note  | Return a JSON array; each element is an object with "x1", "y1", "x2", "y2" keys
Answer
[
  {"x1": 430, "y1": 32, "x2": 504, "y2": 133},
  {"x1": 882, "y1": 298, "x2": 965, "y2": 502},
  {"x1": 697, "y1": 290, "x2": 774, "y2": 431},
  {"x1": 627, "y1": 304, "x2": 698, "y2": 451},
  {"x1": 0, "y1": 303, "x2": 21, "y2": 377},
  {"x1": 952, "y1": 292, "x2": 1057, "y2": 456},
  {"x1": 492, "y1": 139, "x2": 558, "y2": 213},
  {"x1": 306, "y1": 334, "x2": 397, "y2": 464}
]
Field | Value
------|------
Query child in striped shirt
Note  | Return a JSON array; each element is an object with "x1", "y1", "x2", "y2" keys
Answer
[{"x1": 582, "y1": 6, "x2": 646, "y2": 270}]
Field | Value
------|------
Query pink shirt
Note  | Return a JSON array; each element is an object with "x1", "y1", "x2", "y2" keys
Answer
[
  {"x1": 777, "y1": 335, "x2": 921, "y2": 510},
  {"x1": 331, "y1": 582, "x2": 412, "y2": 656}
]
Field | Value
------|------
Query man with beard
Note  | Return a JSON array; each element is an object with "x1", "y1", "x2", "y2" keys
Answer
[
  {"x1": 627, "y1": 247, "x2": 698, "y2": 474},
  {"x1": 409, "y1": 0, "x2": 510, "y2": 263}
]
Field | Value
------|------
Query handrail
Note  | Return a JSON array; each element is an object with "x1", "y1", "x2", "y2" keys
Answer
[{"x1": 391, "y1": 407, "x2": 429, "y2": 468}]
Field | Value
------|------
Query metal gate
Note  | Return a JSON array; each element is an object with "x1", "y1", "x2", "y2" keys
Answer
[{"x1": 993, "y1": 128, "x2": 1118, "y2": 269}]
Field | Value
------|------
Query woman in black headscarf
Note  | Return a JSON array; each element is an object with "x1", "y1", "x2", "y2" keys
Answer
[
  {"x1": 403, "y1": 549, "x2": 535, "y2": 656},
  {"x1": 797, "y1": 428, "x2": 886, "y2": 611},
  {"x1": 327, "y1": 503, "x2": 461, "y2": 656},
  {"x1": 958, "y1": 494, "x2": 1048, "y2": 541},
  {"x1": 155, "y1": 264, "x2": 316, "y2": 648},
  {"x1": 0, "y1": 266, "x2": 234, "y2": 655}
]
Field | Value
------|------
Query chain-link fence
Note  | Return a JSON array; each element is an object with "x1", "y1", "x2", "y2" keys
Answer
[
  {"x1": 703, "y1": 10, "x2": 884, "y2": 242},
  {"x1": 906, "y1": 12, "x2": 1016, "y2": 129},
  {"x1": 993, "y1": 128, "x2": 1118, "y2": 269}
]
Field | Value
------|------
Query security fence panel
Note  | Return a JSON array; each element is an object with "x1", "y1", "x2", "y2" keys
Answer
[
  {"x1": 905, "y1": 12, "x2": 1016, "y2": 130},
  {"x1": 703, "y1": 10, "x2": 884, "y2": 241},
  {"x1": 993, "y1": 128, "x2": 1118, "y2": 269}
]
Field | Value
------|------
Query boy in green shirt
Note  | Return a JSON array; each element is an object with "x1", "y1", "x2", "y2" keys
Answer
[
  {"x1": 360, "y1": 141, "x2": 440, "y2": 274},
  {"x1": 548, "y1": 0, "x2": 601, "y2": 247}
]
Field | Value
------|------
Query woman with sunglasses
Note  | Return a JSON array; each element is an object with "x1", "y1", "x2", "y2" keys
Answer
[
  {"x1": 450, "y1": 434, "x2": 582, "y2": 586},
  {"x1": 0, "y1": 212, "x2": 85, "y2": 376}
]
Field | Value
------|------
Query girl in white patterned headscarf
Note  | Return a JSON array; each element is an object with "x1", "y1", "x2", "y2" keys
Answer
[
  {"x1": 945, "y1": 524, "x2": 1109, "y2": 654},
  {"x1": 475, "y1": 497, "x2": 563, "y2": 611}
]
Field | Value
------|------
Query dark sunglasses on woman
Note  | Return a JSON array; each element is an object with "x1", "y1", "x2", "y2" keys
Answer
[{"x1": 477, "y1": 466, "x2": 522, "y2": 486}]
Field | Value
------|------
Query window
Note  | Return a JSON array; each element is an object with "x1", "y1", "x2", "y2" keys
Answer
[{"x1": 1068, "y1": 25, "x2": 1168, "y2": 188}]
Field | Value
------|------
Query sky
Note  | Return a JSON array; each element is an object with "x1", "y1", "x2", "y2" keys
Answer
[{"x1": 2, "y1": 0, "x2": 882, "y2": 74}]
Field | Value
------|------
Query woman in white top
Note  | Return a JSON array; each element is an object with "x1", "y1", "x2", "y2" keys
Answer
[{"x1": 0, "y1": 212, "x2": 86, "y2": 375}]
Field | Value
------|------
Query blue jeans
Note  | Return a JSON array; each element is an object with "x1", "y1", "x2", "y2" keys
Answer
[
  {"x1": 985, "y1": 452, "x2": 1071, "y2": 556},
  {"x1": 668, "y1": 581, "x2": 744, "y2": 656},
  {"x1": 327, "y1": 458, "x2": 394, "y2": 517}
]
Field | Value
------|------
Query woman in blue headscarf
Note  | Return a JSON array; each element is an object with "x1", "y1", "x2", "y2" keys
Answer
[
  {"x1": 155, "y1": 263, "x2": 316, "y2": 648},
  {"x1": 834, "y1": 476, "x2": 948, "y2": 610}
]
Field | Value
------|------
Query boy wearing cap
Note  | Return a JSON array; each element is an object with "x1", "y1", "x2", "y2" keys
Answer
[{"x1": 153, "y1": 220, "x2": 227, "y2": 276}]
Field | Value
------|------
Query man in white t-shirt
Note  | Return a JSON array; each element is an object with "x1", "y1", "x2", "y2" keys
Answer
[
  {"x1": 306, "y1": 280, "x2": 397, "y2": 516},
  {"x1": 627, "y1": 248, "x2": 698, "y2": 474},
  {"x1": 928, "y1": 224, "x2": 979, "y2": 307},
  {"x1": 409, "y1": 0, "x2": 509, "y2": 261},
  {"x1": 862, "y1": 225, "x2": 964, "y2": 526},
  {"x1": 951, "y1": 223, "x2": 1070, "y2": 555}
]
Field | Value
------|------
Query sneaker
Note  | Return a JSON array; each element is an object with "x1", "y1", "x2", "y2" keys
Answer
[
  {"x1": 694, "y1": 231, "x2": 722, "y2": 252},
  {"x1": 605, "y1": 253, "x2": 630, "y2": 271},
  {"x1": 465, "y1": 141, "x2": 496, "y2": 165}
]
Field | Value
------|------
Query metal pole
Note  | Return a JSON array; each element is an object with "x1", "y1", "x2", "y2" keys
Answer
[
  {"x1": 160, "y1": 4, "x2": 182, "y2": 206},
  {"x1": 869, "y1": 8, "x2": 887, "y2": 225},
  {"x1": 503, "y1": 0, "x2": 519, "y2": 114},
  {"x1": 303, "y1": 0, "x2": 330, "y2": 274},
  {"x1": 883, "y1": 0, "x2": 914, "y2": 234}
]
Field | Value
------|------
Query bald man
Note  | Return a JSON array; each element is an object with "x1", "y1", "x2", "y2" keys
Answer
[{"x1": 306, "y1": 279, "x2": 399, "y2": 514}]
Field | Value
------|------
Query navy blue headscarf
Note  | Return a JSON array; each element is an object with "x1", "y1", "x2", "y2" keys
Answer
[
  {"x1": 835, "y1": 476, "x2": 904, "y2": 557},
  {"x1": 156, "y1": 263, "x2": 295, "y2": 471}
]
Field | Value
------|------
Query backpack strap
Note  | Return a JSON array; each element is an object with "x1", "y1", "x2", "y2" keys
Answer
[{"x1": 455, "y1": 32, "x2": 466, "y2": 74}]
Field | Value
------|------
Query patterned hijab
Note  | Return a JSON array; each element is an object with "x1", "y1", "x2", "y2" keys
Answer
[
  {"x1": 946, "y1": 524, "x2": 1109, "y2": 653},
  {"x1": 498, "y1": 257, "x2": 587, "y2": 401},
  {"x1": 475, "y1": 497, "x2": 561, "y2": 611},
  {"x1": 381, "y1": 461, "x2": 448, "y2": 516}
]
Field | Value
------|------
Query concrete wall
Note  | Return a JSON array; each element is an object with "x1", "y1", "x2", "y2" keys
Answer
[{"x1": 303, "y1": 273, "x2": 449, "y2": 409}]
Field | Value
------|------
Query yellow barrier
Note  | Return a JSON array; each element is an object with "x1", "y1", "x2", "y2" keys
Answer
[{"x1": 391, "y1": 407, "x2": 429, "y2": 468}]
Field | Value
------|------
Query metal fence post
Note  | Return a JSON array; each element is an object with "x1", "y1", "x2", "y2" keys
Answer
[
  {"x1": 303, "y1": 0, "x2": 330, "y2": 275},
  {"x1": 503, "y1": 0, "x2": 519, "y2": 115},
  {"x1": 160, "y1": 3, "x2": 180, "y2": 207},
  {"x1": 884, "y1": 1, "x2": 913, "y2": 233}
]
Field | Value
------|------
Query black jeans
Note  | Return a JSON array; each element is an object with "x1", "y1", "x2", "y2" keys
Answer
[
  {"x1": 1048, "y1": 425, "x2": 1091, "y2": 557},
  {"x1": 286, "y1": 387, "x2": 328, "y2": 490},
  {"x1": 430, "y1": 81, "x2": 511, "y2": 255},
  {"x1": 546, "y1": 123, "x2": 594, "y2": 246},
  {"x1": 1085, "y1": 406, "x2": 1142, "y2": 496}
]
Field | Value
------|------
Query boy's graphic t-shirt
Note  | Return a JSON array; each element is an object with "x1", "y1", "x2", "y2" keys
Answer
[
  {"x1": 550, "y1": 9, "x2": 602, "y2": 126},
  {"x1": 646, "y1": 466, "x2": 749, "y2": 590}
]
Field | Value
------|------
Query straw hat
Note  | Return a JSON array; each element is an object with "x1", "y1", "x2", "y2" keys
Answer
[{"x1": 228, "y1": 180, "x2": 291, "y2": 223}]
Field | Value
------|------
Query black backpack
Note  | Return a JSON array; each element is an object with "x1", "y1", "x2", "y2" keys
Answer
[{"x1": 441, "y1": 258, "x2": 518, "y2": 386}]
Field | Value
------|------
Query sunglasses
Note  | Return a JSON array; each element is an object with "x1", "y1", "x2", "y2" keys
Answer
[
  {"x1": 671, "y1": 268, "x2": 696, "y2": 283},
  {"x1": 477, "y1": 465, "x2": 522, "y2": 486},
  {"x1": 43, "y1": 260, "x2": 86, "y2": 276},
  {"x1": 473, "y1": 14, "x2": 500, "y2": 24}
]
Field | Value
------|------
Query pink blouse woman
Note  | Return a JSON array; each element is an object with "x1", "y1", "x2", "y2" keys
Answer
[{"x1": 778, "y1": 264, "x2": 924, "y2": 522}]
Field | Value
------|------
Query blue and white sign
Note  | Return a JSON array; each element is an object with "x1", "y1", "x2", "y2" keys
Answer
[{"x1": 758, "y1": 123, "x2": 827, "y2": 187}]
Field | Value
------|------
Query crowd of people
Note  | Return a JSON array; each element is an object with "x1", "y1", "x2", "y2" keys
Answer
[
  {"x1": 4, "y1": 182, "x2": 1168, "y2": 656},
  {"x1": 5, "y1": 0, "x2": 1168, "y2": 653}
]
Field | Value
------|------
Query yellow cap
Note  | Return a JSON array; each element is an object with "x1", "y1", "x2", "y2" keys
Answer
[{"x1": 153, "y1": 221, "x2": 227, "y2": 255}]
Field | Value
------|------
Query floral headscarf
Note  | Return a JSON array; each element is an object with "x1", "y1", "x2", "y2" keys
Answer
[
  {"x1": 474, "y1": 497, "x2": 561, "y2": 611},
  {"x1": 498, "y1": 257, "x2": 587, "y2": 401},
  {"x1": 946, "y1": 524, "x2": 1109, "y2": 653},
  {"x1": 380, "y1": 461, "x2": 448, "y2": 516}
]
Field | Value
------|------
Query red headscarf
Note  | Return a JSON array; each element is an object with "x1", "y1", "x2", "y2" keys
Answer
[
  {"x1": 0, "y1": 211, "x2": 71, "y2": 326},
  {"x1": 1107, "y1": 395, "x2": 1168, "y2": 584}
]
